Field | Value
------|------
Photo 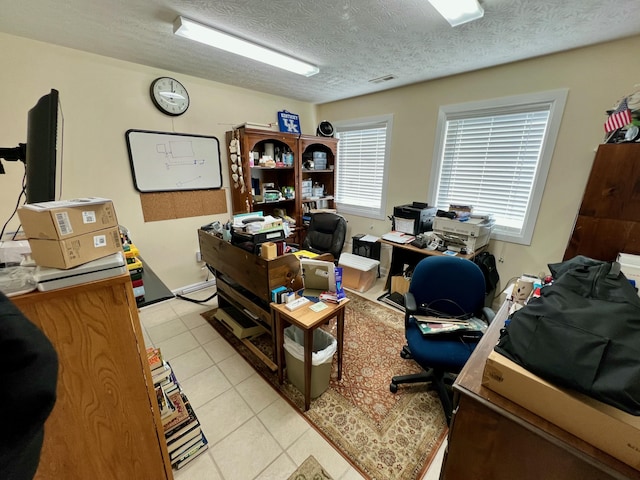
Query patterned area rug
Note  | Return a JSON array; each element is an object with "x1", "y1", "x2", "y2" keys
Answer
[
  {"x1": 201, "y1": 293, "x2": 447, "y2": 480},
  {"x1": 287, "y1": 455, "x2": 334, "y2": 480}
]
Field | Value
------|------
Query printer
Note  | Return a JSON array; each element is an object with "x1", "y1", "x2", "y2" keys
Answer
[
  {"x1": 392, "y1": 202, "x2": 437, "y2": 235},
  {"x1": 432, "y1": 215, "x2": 495, "y2": 254}
]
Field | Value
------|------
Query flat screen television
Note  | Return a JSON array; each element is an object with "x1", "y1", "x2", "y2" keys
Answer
[{"x1": 0, "y1": 89, "x2": 63, "y2": 203}]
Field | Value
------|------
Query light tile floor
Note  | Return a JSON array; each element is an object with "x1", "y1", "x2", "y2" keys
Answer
[{"x1": 139, "y1": 279, "x2": 446, "y2": 480}]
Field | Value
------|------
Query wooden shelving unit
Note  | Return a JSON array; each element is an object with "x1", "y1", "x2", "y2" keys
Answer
[{"x1": 225, "y1": 127, "x2": 338, "y2": 244}]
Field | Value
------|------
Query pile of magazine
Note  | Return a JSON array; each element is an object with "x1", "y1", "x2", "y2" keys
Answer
[
  {"x1": 412, "y1": 315, "x2": 487, "y2": 337},
  {"x1": 147, "y1": 347, "x2": 209, "y2": 470}
]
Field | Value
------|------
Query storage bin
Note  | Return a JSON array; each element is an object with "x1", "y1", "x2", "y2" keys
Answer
[{"x1": 338, "y1": 252, "x2": 380, "y2": 292}]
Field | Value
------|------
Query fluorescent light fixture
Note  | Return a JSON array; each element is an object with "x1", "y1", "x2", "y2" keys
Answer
[
  {"x1": 428, "y1": 0, "x2": 484, "y2": 27},
  {"x1": 173, "y1": 16, "x2": 319, "y2": 77}
]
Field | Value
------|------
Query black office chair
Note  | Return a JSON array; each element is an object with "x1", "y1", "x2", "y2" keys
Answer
[
  {"x1": 389, "y1": 255, "x2": 495, "y2": 424},
  {"x1": 302, "y1": 212, "x2": 347, "y2": 262}
]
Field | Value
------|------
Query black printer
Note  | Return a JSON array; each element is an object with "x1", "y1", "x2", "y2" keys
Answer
[{"x1": 392, "y1": 202, "x2": 437, "y2": 235}]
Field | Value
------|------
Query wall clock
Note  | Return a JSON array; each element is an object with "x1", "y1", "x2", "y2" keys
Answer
[{"x1": 150, "y1": 77, "x2": 190, "y2": 116}]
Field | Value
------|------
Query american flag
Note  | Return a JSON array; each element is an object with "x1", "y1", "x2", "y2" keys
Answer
[{"x1": 604, "y1": 97, "x2": 632, "y2": 132}]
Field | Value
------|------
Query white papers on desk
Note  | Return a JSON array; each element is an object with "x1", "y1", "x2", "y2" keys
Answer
[
  {"x1": 382, "y1": 232, "x2": 415, "y2": 244},
  {"x1": 394, "y1": 218, "x2": 415, "y2": 235},
  {"x1": 358, "y1": 234, "x2": 380, "y2": 243}
]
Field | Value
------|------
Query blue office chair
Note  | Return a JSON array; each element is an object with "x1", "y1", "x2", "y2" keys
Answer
[{"x1": 389, "y1": 255, "x2": 495, "y2": 424}]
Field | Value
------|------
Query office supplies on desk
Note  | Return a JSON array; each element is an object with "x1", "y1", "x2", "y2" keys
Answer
[{"x1": 382, "y1": 231, "x2": 416, "y2": 244}]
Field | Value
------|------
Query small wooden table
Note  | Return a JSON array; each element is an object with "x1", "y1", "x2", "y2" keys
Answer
[{"x1": 271, "y1": 298, "x2": 350, "y2": 411}]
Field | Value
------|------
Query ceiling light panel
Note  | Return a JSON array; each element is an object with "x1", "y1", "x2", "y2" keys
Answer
[
  {"x1": 428, "y1": 0, "x2": 484, "y2": 27},
  {"x1": 173, "y1": 16, "x2": 319, "y2": 77}
]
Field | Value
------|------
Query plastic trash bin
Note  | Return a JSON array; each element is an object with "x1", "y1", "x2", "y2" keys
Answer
[{"x1": 283, "y1": 325, "x2": 337, "y2": 399}]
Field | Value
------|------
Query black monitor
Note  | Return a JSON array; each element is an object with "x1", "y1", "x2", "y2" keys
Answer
[{"x1": 0, "y1": 89, "x2": 63, "y2": 203}]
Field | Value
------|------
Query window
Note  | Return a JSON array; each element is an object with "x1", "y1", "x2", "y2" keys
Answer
[
  {"x1": 429, "y1": 89, "x2": 568, "y2": 245},
  {"x1": 334, "y1": 114, "x2": 393, "y2": 219}
]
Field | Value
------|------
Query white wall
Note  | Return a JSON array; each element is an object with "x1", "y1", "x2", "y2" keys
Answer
[
  {"x1": 0, "y1": 33, "x2": 316, "y2": 290},
  {"x1": 318, "y1": 35, "x2": 640, "y2": 288}
]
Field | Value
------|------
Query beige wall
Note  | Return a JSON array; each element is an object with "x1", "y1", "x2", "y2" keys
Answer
[
  {"x1": 318, "y1": 35, "x2": 640, "y2": 288},
  {"x1": 2, "y1": 31, "x2": 639, "y2": 293},
  {"x1": 0, "y1": 33, "x2": 316, "y2": 291}
]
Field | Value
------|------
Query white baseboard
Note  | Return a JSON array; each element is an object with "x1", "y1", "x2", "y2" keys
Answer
[{"x1": 173, "y1": 278, "x2": 216, "y2": 296}]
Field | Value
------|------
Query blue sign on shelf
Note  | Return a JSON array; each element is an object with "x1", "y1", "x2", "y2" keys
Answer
[{"x1": 278, "y1": 110, "x2": 300, "y2": 134}]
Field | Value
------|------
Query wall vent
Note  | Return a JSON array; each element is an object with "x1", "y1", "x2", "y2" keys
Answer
[{"x1": 368, "y1": 75, "x2": 396, "y2": 84}]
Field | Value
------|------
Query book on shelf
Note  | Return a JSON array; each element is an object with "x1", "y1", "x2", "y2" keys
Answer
[
  {"x1": 165, "y1": 399, "x2": 198, "y2": 442},
  {"x1": 167, "y1": 423, "x2": 202, "y2": 455},
  {"x1": 155, "y1": 385, "x2": 175, "y2": 419},
  {"x1": 170, "y1": 434, "x2": 204, "y2": 461},
  {"x1": 146, "y1": 346, "x2": 163, "y2": 373},
  {"x1": 162, "y1": 391, "x2": 190, "y2": 432},
  {"x1": 173, "y1": 433, "x2": 209, "y2": 470},
  {"x1": 152, "y1": 361, "x2": 174, "y2": 386}
]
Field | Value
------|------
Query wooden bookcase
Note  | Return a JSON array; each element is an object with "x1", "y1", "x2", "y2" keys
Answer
[
  {"x1": 12, "y1": 274, "x2": 173, "y2": 480},
  {"x1": 564, "y1": 143, "x2": 640, "y2": 261},
  {"x1": 225, "y1": 126, "x2": 338, "y2": 244}
]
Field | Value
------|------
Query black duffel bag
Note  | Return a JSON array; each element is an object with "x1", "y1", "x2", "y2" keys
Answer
[{"x1": 495, "y1": 255, "x2": 640, "y2": 415}]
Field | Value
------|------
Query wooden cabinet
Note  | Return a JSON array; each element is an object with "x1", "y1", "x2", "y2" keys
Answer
[
  {"x1": 12, "y1": 275, "x2": 173, "y2": 480},
  {"x1": 226, "y1": 127, "x2": 338, "y2": 244},
  {"x1": 198, "y1": 229, "x2": 304, "y2": 370},
  {"x1": 564, "y1": 143, "x2": 640, "y2": 261}
]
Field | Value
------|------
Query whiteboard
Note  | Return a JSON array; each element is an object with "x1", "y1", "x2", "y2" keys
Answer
[{"x1": 125, "y1": 129, "x2": 222, "y2": 192}]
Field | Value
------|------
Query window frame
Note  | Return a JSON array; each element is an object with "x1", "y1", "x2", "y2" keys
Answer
[
  {"x1": 333, "y1": 114, "x2": 393, "y2": 220},
  {"x1": 428, "y1": 89, "x2": 568, "y2": 245}
]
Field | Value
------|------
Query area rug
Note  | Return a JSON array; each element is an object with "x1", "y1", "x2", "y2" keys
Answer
[
  {"x1": 287, "y1": 455, "x2": 334, "y2": 480},
  {"x1": 201, "y1": 293, "x2": 447, "y2": 480}
]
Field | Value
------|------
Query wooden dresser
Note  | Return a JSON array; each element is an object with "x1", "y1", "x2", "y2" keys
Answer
[
  {"x1": 440, "y1": 302, "x2": 640, "y2": 480},
  {"x1": 11, "y1": 274, "x2": 173, "y2": 479}
]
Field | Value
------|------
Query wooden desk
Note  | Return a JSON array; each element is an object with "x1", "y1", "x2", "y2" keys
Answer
[
  {"x1": 380, "y1": 239, "x2": 481, "y2": 292},
  {"x1": 441, "y1": 302, "x2": 640, "y2": 480},
  {"x1": 271, "y1": 299, "x2": 349, "y2": 411}
]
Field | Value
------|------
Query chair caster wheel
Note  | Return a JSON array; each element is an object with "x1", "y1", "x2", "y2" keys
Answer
[{"x1": 390, "y1": 382, "x2": 398, "y2": 393}]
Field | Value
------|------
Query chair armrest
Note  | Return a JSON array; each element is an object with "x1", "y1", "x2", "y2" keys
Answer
[
  {"x1": 404, "y1": 292, "x2": 417, "y2": 313},
  {"x1": 482, "y1": 306, "x2": 496, "y2": 324}
]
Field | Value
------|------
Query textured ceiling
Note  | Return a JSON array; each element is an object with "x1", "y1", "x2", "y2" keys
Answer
[{"x1": 1, "y1": 0, "x2": 640, "y2": 104}]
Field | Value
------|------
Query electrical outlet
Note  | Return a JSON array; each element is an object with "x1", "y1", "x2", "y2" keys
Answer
[{"x1": 196, "y1": 251, "x2": 202, "y2": 262}]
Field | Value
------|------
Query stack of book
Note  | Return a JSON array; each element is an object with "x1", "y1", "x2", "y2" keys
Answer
[
  {"x1": 146, "y1": 347, "x2": 209, "y2": 470},
  {"x1": 121, "y1": 232, "x2": 145, "y2": 305}
]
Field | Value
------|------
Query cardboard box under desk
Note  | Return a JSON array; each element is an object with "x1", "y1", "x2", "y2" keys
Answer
[
  {"x1": 18, "y1": 198, "x2": 118, "y2": 240},
  {"x1": 28, "y1": 226, "x2": 123, "y2": 269},
  {"x1": 482, "y1": 350, "x2": 640, "y2": 469}
]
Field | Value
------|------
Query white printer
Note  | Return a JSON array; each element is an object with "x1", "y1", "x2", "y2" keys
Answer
[{"x1": 432, "y1": 215, "x2": 494, "y2": 254}]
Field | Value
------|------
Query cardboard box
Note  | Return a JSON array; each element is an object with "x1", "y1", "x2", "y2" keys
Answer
[
  {"x1": 391, "y1": 275, "x2": 411, "y2": 295},
  {"x1": 338, "y1": 252, "x2": 379, "y2": 293},
  {"x1": 28, "y1": 226, "x2": 123, "y2": 269},
  {"x1": 482, "y1": 350, "x2": 640, "y2": 469},
  {"x1": 18, "y1": 197, "x2": 118, "y2": 240}
]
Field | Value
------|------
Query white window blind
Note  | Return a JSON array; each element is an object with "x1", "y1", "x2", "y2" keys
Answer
[
  {"x1": 430, "y1": 90, "x2": 567, "y2": 245},
  {"x1": 335, "y1": 115, "x2": 392, "y2": 219}
]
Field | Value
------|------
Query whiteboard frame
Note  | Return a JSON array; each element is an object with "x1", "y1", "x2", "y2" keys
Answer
[{"x1": 125, "y1": 129, "x2": 223, "y2": 193}]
